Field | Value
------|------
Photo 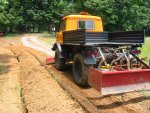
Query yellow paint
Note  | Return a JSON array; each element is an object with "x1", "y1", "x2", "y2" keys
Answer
[
  {"x1": 99, "y1": 64, "x2": 110, "y2": 69},
  {"x1": 56, "y1": 14, "x2": 103, "y2": 43},
  {"x1": 56, "y1": 32, "x2": 63, "y2": 44}
]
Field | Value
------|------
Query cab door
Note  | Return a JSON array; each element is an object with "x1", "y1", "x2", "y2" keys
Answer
[{"x1": 56, "y1": 19, "x2": 66, "y2": 43}]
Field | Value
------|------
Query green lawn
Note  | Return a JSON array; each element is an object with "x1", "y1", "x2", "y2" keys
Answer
[
  {"x1": 2, "y1": 32, "x2": 56, "y2": 45},
  {"x1": 2, "y1": 33, "x2": 23, "y2": 45},
  {"x1": 140, "y1": 37, "x2": 150, "y2": 64}
]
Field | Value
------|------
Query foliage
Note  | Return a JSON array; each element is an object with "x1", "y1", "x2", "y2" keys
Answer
[
  {"x1": 84, "y1": 0, "x2": 150, "y2": 32},
  {"x1": 0, "y1": 0, "x2": 8, "y2": 11},
  {"x1": 0, "y1": 0, "x2": 149, "y2": 34}
]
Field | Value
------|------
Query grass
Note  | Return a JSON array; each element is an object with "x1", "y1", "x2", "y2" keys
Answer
[
  {"x1": 0, "y1": 63, "x2": 7, "y2": 75},
  {"x1": 139, "y1": 37, "x2": 150, "y2": 64},
  {"x1": 38, "y1": 32, "x2": 56, "y2": 45},
  {"x1": 3, "y1": 33, "x2": 22, "y2": 38},
  {"x1": 2, "y1": 32, "x2": 56, "y2": 45},
  {"x1": 1, "y1": 33, "x2": 23, "y2": 45},
  {"x1": 0, "y1": 63, "x2": 7, "y2": 95},
  {"x1": 139, "y1": 37, "x2": 150, "y2": 96}
]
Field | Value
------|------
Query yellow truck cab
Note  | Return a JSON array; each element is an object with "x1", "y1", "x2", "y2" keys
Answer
[{"x1": 57, "y1": 12, "x2": 103, "y2": 43}]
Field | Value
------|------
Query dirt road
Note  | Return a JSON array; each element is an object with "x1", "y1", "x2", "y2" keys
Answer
[
  {"x1": 26, "y1": 45, "x2": 150, "y2": 113},
  {"x1": 0, "y1": 34, "x2": 149, "y2": 113},
  {"x1": 10, "y1": 45, "x2": 85, "y2": 113},
  {"x1": 0, "y1": 48, "x2": 23, "y2": 113},
  {"x1": 21, "y1": 36, "x2": 54, "y2": 57},
  {"x1": 0, "y1": 38, "x2": 85, "y2": 113}
]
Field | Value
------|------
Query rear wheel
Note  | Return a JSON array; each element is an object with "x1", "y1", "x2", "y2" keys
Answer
[
  {"x1": 55, "y1": 49, "x2": 66, "y2": 70},
  {"x1": 73, "y1": 53, "x2": 89, "y2": 86}
]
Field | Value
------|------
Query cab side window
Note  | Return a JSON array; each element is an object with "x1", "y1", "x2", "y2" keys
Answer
[
  {"x1": 59, "y1": 19, "x2": 66, "y2": 31},
  {"x1": 78, "y1": 21, "x2": 86, "y2": 29},
  {"x1": 78, "y1": 20, "x2": 94, "y2": 30},
  {"x1": 86, "y1": 20, "x2": 94, "y2": 29}
]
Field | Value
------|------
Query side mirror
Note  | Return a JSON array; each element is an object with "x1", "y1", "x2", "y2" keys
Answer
[
  {"x1": 55, "y1": 14, "x2": 64, "y2": 33},
  {"x1": 59, "y1": 14, "x2": 64, "y2": 19}
]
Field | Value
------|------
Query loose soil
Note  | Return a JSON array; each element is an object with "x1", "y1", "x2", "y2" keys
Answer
[
  {"x1": 9, "y1": 45, "x2": 85, "y2": 113},
  {"x1": 0, "y1": 34, "x2": 149, "y2": 113},
  {"x1": 18, "y1": 44, "x2": 150, "y2": 113},
  {"x1": 0, "y1": 48, "x2": 23, "y2": 113},
  {"x1": 21, "y1": 36, "x2": 54, "y2": 56}
]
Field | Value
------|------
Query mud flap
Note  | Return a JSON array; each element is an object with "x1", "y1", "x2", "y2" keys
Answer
[
  {"x1": 46, "y1": 57, "x2": 55, "y2": 64},
  {"x1": 88, "y1": 67, "x2": 150, "y2": 95}
]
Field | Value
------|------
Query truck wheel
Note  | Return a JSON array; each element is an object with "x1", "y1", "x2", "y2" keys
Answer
[
  {"x1": 55, "y1": 49, "x2": 66, "y2": 70},
  {"x1": 73, "y1": 53, "x2": 89, "y2": 86}
]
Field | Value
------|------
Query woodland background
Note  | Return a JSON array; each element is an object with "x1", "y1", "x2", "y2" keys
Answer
[{"x1": 0, "y1": 0, "x2": 150, "y2": 35}]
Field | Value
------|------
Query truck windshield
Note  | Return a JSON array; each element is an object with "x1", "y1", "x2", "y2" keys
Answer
[{"x1": 78, "y1": 20, "x2": 94, "y2": 30}]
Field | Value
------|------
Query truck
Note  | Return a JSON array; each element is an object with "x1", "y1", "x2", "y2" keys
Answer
[{"x1": 50, "y1": 12, "x2": 150, "y2": 95}]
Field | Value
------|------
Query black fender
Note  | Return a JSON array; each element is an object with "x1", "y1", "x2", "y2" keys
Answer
[
  {"x1": 52, "y1": 43, "x2": 62, "y2": 52},
  {"x1": 52, "y1": 43, "x2": 65, "y2": 58}
]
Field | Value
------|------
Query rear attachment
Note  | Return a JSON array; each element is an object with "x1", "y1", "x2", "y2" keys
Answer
[
  {"x1": 88, "y1": 47, "x2": 150, "y2": 95},
  {"x1": 46, "y1": 57, "x2": 55, "y2": 64},
  {"x1": 89, "y1": 67, "x2": 150, "y2": 95}
]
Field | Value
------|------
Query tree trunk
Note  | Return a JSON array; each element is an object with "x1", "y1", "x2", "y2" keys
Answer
[
  {"x1": 32, "y1": 24, "x2": 35, "y2": 32},
  {"x1": 48, "y1": 23, "x2": 51, "y2": 33},
  {"x1": 38, "y1": 24, "x2": 41, "y2": 33}
]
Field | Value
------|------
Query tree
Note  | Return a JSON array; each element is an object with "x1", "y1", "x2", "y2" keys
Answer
[
  {"x1": 73, "y1": 0, "x2": 150, "y2": 33},
  {"x1": 0, "y1": 0, "x2": 8, "y2": 11},
  {"x1": 0, "y1": 0, "x2": 149, "y2": 34},
  {"x1": 0, "y1": 0, "x2": 9, "y2": 32}
]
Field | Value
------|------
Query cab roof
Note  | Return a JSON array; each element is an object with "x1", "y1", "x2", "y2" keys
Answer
[{"x1": 63, "y1": 15, "x2": 102, "y2": 20}]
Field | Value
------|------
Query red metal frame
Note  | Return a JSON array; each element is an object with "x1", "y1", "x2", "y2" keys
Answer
[
  {"x1": 88, "y1": 67, "x2": 150, "y2": 92},
  {"x1": 46, "y1": 57, "x2": 55, "y2": 64}
]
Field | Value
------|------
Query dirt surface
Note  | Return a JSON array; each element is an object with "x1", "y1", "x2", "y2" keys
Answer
[
  {"x1": 0, "y1": 48, "x2": 23, "y2": 113},
  {"x1": 21, "y1": 35, "x2": 54, "y2": 57},
  {"x1": 0, "y1": 34, "x2": 150, "y2": 113},
  {"x1": 0, "y1": 37, "x2": 85, "y2": 113},
  {"x1": 19, "y1": 43, "x2": 150, "y2": 113},
  {"x1": 9, "y1": 45, "x2": 85, "y2": 113}
]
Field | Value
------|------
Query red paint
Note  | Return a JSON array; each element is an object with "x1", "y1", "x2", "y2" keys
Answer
[
  {"x1": 88, "y1": 67, "x2": 150, "y2": 91},
  {"x1": 132, "y1": 49, "x2": 141, "y2": 54},
  {"x1": 0, "y1": 32, "x2": 4, "y2": 36},
  {"x1": 46, "y1": 57, "x2": 55, "y2": 64},
  {"x1": 93, "y1": 49, "x2": 98, "y2": 57},
  {"x1": 88, "y1": 67, "x2": 102, "y2": 91}
]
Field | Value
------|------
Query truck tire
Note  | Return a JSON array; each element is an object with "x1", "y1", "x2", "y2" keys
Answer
[
  {"x1": 55, "y1": 48, "x2": 66, "y2": 70},
  {"x1": 73, "y1": 53, "x2": 89, "y2": 86}
]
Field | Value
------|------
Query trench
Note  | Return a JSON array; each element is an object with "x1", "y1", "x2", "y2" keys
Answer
[
  {"x1": 10, "y1": 48, "x2": 28, "y2": 113},
  {"x1": 26, "y1": 46, "x2": 150, "y2": 113},
  {"x1": 26, "y1": 49, "x2": 101, "y2": 113}
]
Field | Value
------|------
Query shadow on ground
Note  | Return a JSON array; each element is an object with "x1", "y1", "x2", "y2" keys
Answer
[
  {"x1": 51, "y1": 63, "x2": 150, "y2": 110},
  {"x1": 96, "y1": 95, "x2": 150, "y2": 109},
  {"x1": 0, "y1": 54, "x2": 17, "y2": 75}
]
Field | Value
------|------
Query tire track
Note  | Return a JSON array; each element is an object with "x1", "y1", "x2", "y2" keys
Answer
[
  {"x1": 20, "y1": 36, "x2": 150, "y2": 113},
  {"x1": 21, "y1": 36, "x2": 54, "y2": 57},
  {"x1": 9, "y1": 45, "x2": 86, "y2": 113}
]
